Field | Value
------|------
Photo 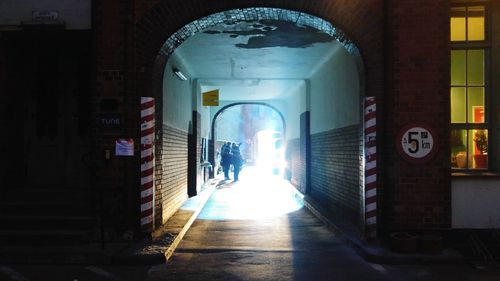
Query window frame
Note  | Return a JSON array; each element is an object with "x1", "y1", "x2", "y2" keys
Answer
[{"x1": 450, "y1": 2, "x2": 491, "y2": 171}]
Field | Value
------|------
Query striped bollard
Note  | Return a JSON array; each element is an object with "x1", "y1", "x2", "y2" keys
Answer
[
  {"x1": 364, "y1": 97, "x2": 377, "y2": 239},
  {"x1": 140, "y1": 97, "x2": 155, "y2": 232}
]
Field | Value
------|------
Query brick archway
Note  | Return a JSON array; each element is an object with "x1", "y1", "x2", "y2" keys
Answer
[{"x1": 134, "y1": 1, "x2": 383, "y2": 235}]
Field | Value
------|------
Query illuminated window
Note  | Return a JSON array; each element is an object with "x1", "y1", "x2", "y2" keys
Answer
[
  {"x1": 451, "y1": 6, "x2": 485, "y2": 42},
  {"x1": 450, "y1": 50, "x2": 484, "y2": 124},
  {"x1": 451, "y1": 7, "x2": 466, "y2": 41},
  {"x1": 450, "y1": 4, "x2": 488, "y2": 170},
  {"x1": 468, "y1": 6, "x2": 486, "y2": 41}
]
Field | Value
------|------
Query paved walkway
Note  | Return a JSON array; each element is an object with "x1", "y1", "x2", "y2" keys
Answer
[{"x1": 147, "y1": 167, "x2": 393, "y2": 280}]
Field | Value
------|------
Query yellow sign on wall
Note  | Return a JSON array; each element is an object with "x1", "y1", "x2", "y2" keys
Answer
[{"x1": 203, "y1": 90, "x2": 219, "y2": 106}]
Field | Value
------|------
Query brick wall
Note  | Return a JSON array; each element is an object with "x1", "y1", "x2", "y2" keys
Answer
[
  {"x1": 383, "y1": 0, "x2": 451, "y2": 232},
  {"x1": 157, "y1": 125, "x2": 189, "y2": 225},
  {"x1": 311, "y1": 125, "x2": 362, "y2": 228},
  {"x1": 27, "y1": 0, "x2": 454, "y2": 237},
  {"x1": 93, "y1": 0, "x2": 139, "y2": 233}
]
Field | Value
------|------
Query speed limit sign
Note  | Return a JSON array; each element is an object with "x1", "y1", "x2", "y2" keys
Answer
[{"x1": 396, "y1": 123, "x2": 438, "y2": 163}]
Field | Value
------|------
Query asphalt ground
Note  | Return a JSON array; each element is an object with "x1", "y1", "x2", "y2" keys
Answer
[
  {"x1": 2, "y1": 167, "x2": 500, "y2": 280},
  {"x1": 146, "y1": 167, "x2": 500, "y2": 281}
]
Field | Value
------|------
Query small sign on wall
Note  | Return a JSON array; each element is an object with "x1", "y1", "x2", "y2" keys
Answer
[
  {"x1": 202, "y1": 90, "x2": 219, "y2": 106},
  {"x1": 97, "y1": 114, "x2": 123, "y2": 127},
  {"x1": 396, "y1": 123, "x2": 437, "y2": 163},
  {"x1": 116, "y1": 138, "x2": 134, "y2": 156}
]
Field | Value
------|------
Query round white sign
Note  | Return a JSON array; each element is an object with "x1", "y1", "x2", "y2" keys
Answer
[{"x1": 397, "y1": 125, "x2": 437, "y2": 163}]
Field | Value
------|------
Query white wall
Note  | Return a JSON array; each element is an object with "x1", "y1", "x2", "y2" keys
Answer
[
  {"x1": 452, "y1": 177, "x2": 500, "y2": 228},
  {"x1": 309, "y1": 42, "x2": 360, "y2": 134},
  {"x1": 283, "y1": 81, "x2": 307, "y2": 140},
  {"x1": 0, "y1": 0, "x2": 90, "y2": 30},
  {"x1": 194, "y1": 81, "x2": 212, "y2": 140},
  {"x1": 163, "y1": 56, "x2": 192, "y2": 132}
]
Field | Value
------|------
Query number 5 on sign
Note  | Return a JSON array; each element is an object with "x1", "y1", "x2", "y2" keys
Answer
[
  {"x1": 407, "y1": 131, "x2": 420, "y2": 153},
  {"x1": 397, "y1": 124, "x2": 437, "y2": 164}
]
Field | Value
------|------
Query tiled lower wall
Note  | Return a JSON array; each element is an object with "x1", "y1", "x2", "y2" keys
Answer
[
  {"x1": 156, "y1": 124, "x2": 189, "y2": 226},
  {"x1": 310, "y1": 124, "x2": 362, "y2": 227},
  {"x1": 286, "y1": 124, "x2": 363, "y2": 229}
]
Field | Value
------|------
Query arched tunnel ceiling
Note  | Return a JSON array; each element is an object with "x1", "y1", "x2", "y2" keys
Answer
[{"x1": 171, "y1": 20, "x2": 341, "y2": 101}]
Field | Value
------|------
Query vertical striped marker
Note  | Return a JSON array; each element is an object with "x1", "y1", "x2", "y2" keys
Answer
[
  {"x1": 140, "y1": 97, "x2": 155, "y2": 232},
  {"x1": 364, "y1": 97, "x2": 377, "y2": 239}
]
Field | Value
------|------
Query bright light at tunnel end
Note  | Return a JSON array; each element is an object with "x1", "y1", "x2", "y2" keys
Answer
[
  {"x1": 195, "y1": 166, "x2": 304, "y2": 221},
  {"x1": 255, "y1": 130, "x2": 287, "y2": 177}
]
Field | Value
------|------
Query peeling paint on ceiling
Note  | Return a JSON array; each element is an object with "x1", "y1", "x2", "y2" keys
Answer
[{"x1": 203, "y1": 20, "x2": 334, "y2": 49}]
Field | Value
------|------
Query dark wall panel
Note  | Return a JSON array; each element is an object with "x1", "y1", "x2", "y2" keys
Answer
[{"x1": 310, "y1": 124, "x2": 362, "y2": 228}]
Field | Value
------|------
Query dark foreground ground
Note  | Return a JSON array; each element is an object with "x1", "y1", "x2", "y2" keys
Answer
[{"x1": 2, "y1": 168, "x2": 500, "y2": 281}]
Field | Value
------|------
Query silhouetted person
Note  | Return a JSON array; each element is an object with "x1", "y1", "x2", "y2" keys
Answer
[
  {"x1": 220, "y1": 142, "x2": 232, "y2": 180},
  {"x1": 231, "y1": 143, "x2": 243, "y2": 181}
]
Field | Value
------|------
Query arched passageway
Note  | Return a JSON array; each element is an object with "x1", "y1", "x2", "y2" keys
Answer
[{"x1": 143, "y1": 7, "x2": 371, "y2": 239}]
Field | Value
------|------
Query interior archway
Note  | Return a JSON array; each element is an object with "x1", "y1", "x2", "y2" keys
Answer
[{"x1": 212, "y1": 103, "x2": 285, "y2": 175}]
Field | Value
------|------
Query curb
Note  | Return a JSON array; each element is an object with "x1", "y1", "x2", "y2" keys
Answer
[
  {"x1": 113, "y1": 183, "x2": 218, "y2": 265},
  {"x1": 164, "y1": 185, "x2": 216, "y2": 261}
]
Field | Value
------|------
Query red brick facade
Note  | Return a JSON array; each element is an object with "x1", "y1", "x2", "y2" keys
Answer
[
  {"x1": 86, "y1": 0, "x2": 455, "y2": 236},
  {"x1": 383, "y1": 0, "x2": 451, "y2": 232},
  {"x1": 0, "y1": 0, "x2": 446, "y2": 238}
]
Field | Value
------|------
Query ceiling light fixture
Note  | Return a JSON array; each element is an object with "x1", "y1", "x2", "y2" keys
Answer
[{"x1": 173, "y1": 67, "x2": 188, "y2": 81}]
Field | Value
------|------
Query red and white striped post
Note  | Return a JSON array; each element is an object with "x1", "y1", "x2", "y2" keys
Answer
[
  {"x1": 364, "y1": 97, "x2": 377, "y2": 239},
  {"x1": 140, "y1": 97, "x2": 155, "y2": 232}
]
